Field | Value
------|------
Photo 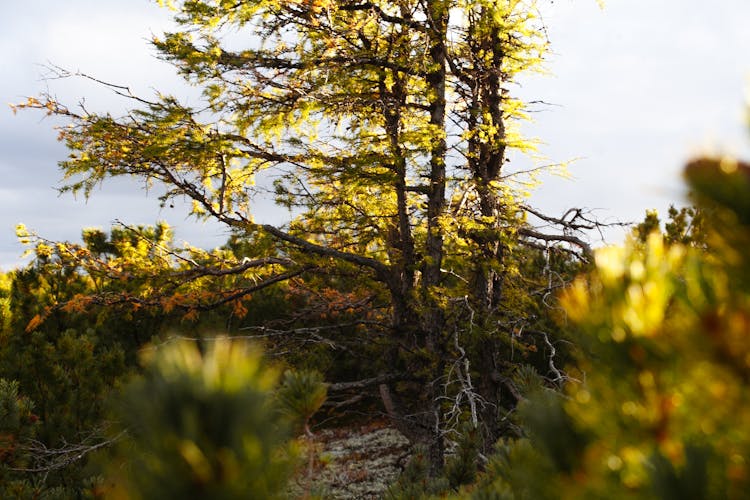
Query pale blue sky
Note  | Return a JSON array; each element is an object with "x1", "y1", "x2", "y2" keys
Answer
[{"x1": 1, "y1": 0, "x2": 749, "y2": 268}]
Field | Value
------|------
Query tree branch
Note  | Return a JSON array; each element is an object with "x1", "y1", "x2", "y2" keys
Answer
[
  {"x1": 329, "y1": 373, "x2": 405, "y2": 392},
  {"x1": 517, "y1": 227, "x2": 592, "y2": 260},
  {"x1": 260, "y1": 224, "x2": 392, "y2": 282}
]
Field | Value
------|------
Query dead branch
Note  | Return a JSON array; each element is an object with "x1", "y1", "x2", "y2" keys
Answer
[
  {"x1": 517, "y1": 227, "x2": 592, "y2": 260},
  {"x1": 329, "y1": 373, "x2": 405, "y2": 392},
  {"x1": 9, "y1": 430, "x2": 125, "y2": 480}
]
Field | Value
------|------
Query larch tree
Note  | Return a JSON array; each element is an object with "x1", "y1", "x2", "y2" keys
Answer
[{"x1": 19, "y1": 0, "x2": 597, "y2": 472}]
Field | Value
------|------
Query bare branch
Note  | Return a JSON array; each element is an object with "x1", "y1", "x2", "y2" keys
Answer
[
  {"x1": 329, "y1": 373, "x2": 405, "y2": 392},
  {"x1": 517, "y1": 227, "x2": 592, "y2": 260},
  {"x1": 10, "y1": 430, "x2": 125, "y2": 476},
  {"x1": 260, "y1": 224, "x2": 392, "y2": 281},
  {"x1": 173, "y1": 256, "x2": 295, "y2": 279}
]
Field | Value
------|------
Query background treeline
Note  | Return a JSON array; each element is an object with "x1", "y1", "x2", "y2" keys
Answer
[{"x1": 0, "y1": 215, "x2": 578, "y2": 497}]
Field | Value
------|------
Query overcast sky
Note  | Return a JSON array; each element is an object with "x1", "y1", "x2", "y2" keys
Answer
[{"x1": 2, "y1": 1, "x2": 750, "y2": 269}]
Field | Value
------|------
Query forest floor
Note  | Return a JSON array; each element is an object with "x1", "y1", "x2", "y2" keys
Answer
[{"x1": 288, "y1": 422, "x2": 412, "y2": 499}]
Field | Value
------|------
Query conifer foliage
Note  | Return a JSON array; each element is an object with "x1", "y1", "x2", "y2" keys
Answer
[
  {"x1": 107, "y1": 338, "x2": 298, "y2": 499},
  {"x1": 466, "y1": 157, "x2": 750, "y2": 499},
  {"x1": 20, "y1": 0, "x2": 590, "y2": 472}
]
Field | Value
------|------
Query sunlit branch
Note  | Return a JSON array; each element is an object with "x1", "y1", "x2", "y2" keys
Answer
[{"x1": 517, "y1": 227, "x2": 592, "y2": 260}]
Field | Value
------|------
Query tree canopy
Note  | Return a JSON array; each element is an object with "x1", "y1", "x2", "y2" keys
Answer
[{"x1": 18, "y1": 0, "x2": 594, "y2": 474}]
